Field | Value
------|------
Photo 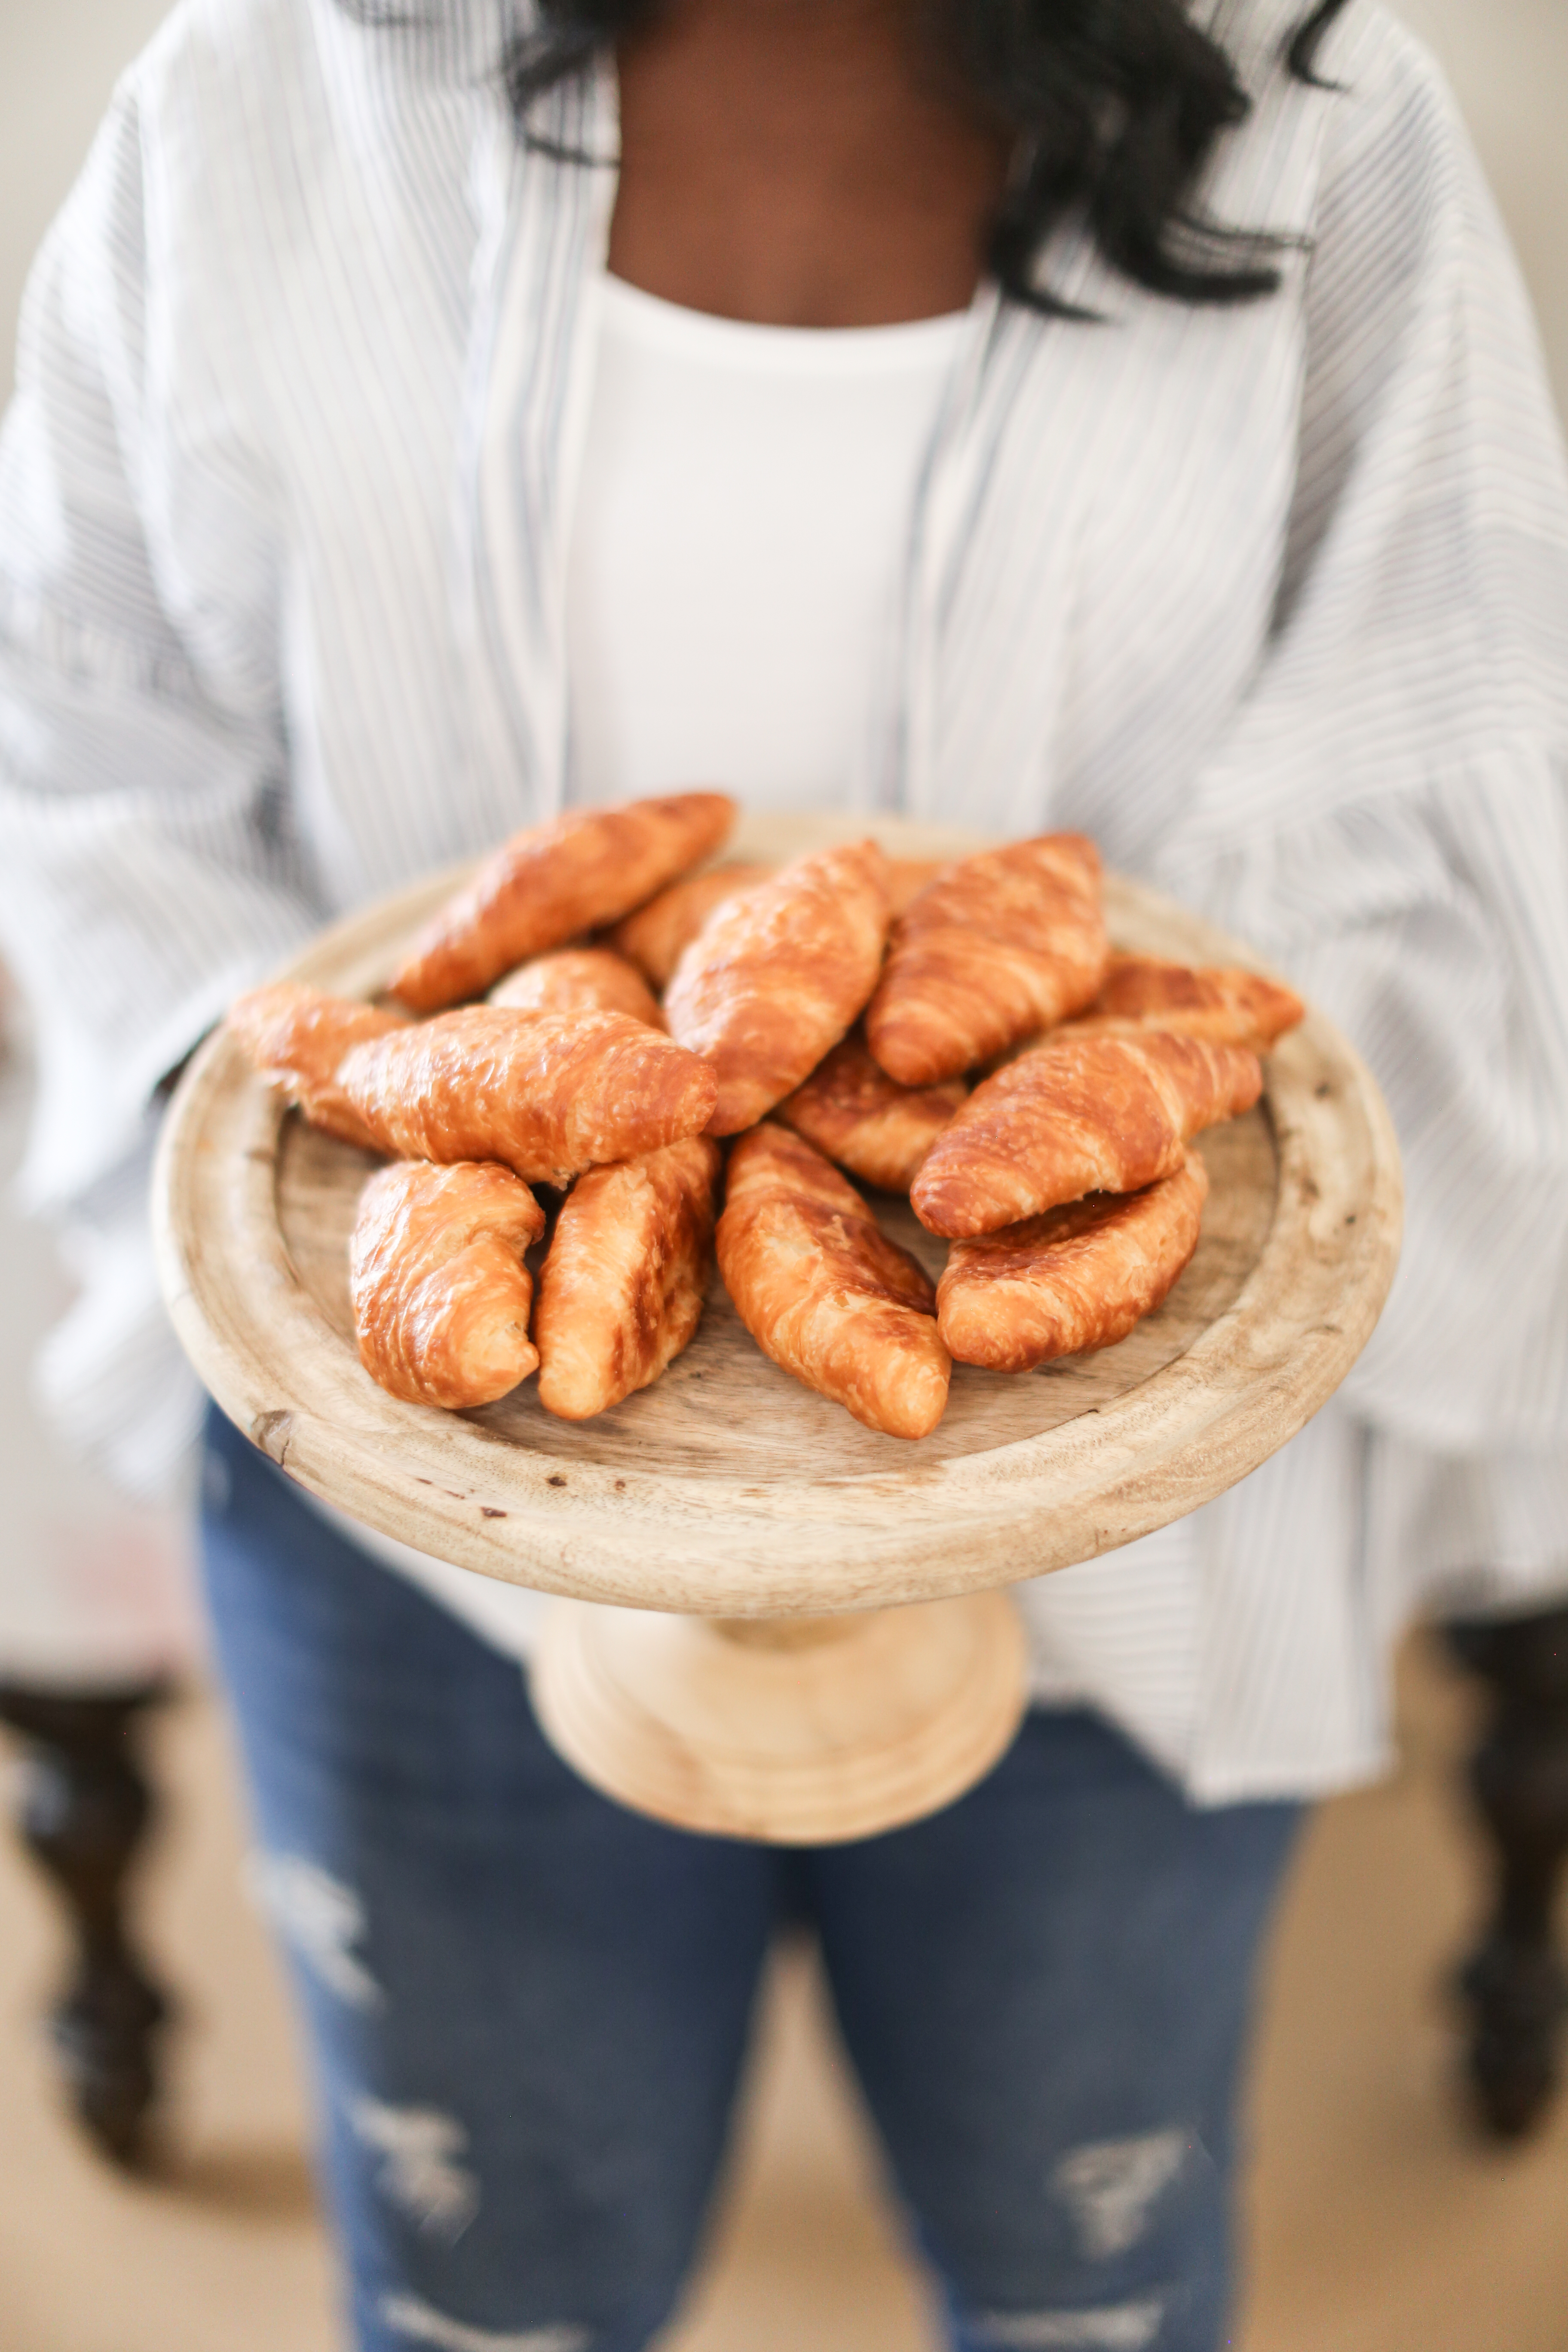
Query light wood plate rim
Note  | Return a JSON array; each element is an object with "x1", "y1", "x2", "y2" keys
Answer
[{"x1": 152, "y1": 814, "x2": 1403, "y2": 1616}]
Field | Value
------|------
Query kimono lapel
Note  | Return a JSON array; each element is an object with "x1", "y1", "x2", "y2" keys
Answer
[{"x1": 460, "y1": 49, "x2": 619, "y2": 824}]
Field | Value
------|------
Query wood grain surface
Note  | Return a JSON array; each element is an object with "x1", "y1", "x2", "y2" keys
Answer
[
  {"x1": 153, "y1": 812, "x2": 1404, "y2": 1616},
  {"x1": 532, "y1": 1592, "x2": 1029, "y2": 1844}
]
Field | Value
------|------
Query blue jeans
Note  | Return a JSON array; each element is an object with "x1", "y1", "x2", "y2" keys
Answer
[{"x1": 201, "y1": 1410, "x2": 1300, "y2": 2352}]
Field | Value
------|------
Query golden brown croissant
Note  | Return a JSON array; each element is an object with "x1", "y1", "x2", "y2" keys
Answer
[
  {"x1": 391, "y1": 791, "x2": 736, "y2": 1011},
  {"x1": 1074, "y1": 954, "x2": 1304, "y2": 1052},
  {"x1": 487, "y1": 946, "x2": 664, "y2": 1028},
  {"x1": 865, "y1": 833, "x2": 1108, "y2": 1086},
  {"x1": 912, "y1": 1029, "x2": 1260, "y2": 1237},
  {"x1": 664, "y1": 839, "x2": 891, "y2": 1136},
  {"x1": 609, "y1": 862, "x2": 774, "y2": 988},
  {"x1": 227, "y1": 984, "x2": 409, "y2": 1148},
  {"x1": 334, "y1": 1005, "x2": 719, "y2": 1188},
  {"x1": 887, "y1": 857, "x2": 952, "y2": 914},
  {"x1": 349, "y1": 1159, "x2": 545, "y2": 1408},
  {"x1": 717, "y1": 1124, "x2": 950, "y2": 1439},
  {"x1": 937, "y1": 1152, "x2": 1209, "y2": 1371},
  {"x1": 607, "y1": 854, "x2": 942, "y2": 990},
  {"x1": 776, "y1": 1030, "x2": 967, "y2": 1194},
  {"x1": 534, "y1": 1136, "x2": 721, "y2": 1419},
  {"x1": 607, "y1": 851, "x2": 1180, "y2": 956}
]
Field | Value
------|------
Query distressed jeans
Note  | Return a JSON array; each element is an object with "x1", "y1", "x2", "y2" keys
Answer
[{"x1": 201, "y1": 1410, "x2": 1300, "y2": 2352}]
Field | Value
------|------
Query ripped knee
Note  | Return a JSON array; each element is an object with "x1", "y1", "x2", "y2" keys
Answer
[
  {"x1": 349, "y1": 2096, "x2": 480, "y2": 2242},
  {"x1": 378, "y1": 2292, "x2": 590, "y2": 2351},
  {"x1": 1051, "y1": 2126, "x2": 1193, "y2": 2259},
  {"x1": 969, "y1": 2299, "x2": 1166, "y2": 2349},
  {"x1": 246, "y1": 1850, "x2": 383, "y2": 2010}
]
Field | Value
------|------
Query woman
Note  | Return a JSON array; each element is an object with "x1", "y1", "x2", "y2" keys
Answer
[{"x1": 3, "y1": 2, "x2": 1567, "y2": 2346}]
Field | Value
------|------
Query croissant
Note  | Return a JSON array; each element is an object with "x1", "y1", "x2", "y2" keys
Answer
[
  {"x1": 664, "y1": 839, "x2": 891, "y2": 1135},
  {"x1": 488, "y1": 946, "x2": 664, "y2": 1028},
  {"x1": 609, "y1": 863, "x2": 774, "y2": 989},
  {"x1": 717, "y1": 1124, "x2": 950, "y2": 1439},
  {"x1": 334, "y1": 1005, "x2": 718, "y2": 1187},
  {"x1": 937, "y1": 1152, "x2": 1209, "y2": 1371},
  {"x1": 609, "y1": 854, "x2": 943, "y2": 992},
  {"x1": 534, "y1": 1136, "x2": 721, "y2": 1419},
  {"x1": 231, "y1": 986, "x2": 718, "y2": 1183},
  {"x1": 776, "y1": 1030, "x2": 966, "y2": 1194},
  {"x1": 349, "y1": 1159, "x2": 545, "y2": 1407},
  {"x1": 227, "y1": 984, "x2": 408, "y2": 1148},
  {"x1": 390, "y1": 790, "x2": 736, "y2": 1011},
  {"x1": 912, "y1": 1029, "x2": 1260, "y2": 1237},
  {"x1": 887, "y1": 858, "x2": 953, "y2": 914},
  {"x1": 865, "y1": 833, "x2": 1108, "y2": 1086},
  {"x1": 1074, "y1": 955, "x2": 1304, "y2": 1052}
]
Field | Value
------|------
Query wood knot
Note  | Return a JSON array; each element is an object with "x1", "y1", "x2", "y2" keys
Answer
[{"x1": 250, "y1": 1409, "x2": 295, "y2": 1469}]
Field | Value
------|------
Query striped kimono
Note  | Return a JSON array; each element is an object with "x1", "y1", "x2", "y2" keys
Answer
[{"x1": 2, "y1": 0, "x2": 1566, "y2": 1795}]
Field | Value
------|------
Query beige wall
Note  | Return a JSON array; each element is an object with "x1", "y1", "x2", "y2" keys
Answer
[
  {"x1": 0, "y1": 0, "x2": 171, "y2": 390},
  {"x1": 2, "y1": 0, "x2": 1566, "y2": 412},
  {"x1": 1398, "y1": 0, "x2": 1568, "y2": 410}
]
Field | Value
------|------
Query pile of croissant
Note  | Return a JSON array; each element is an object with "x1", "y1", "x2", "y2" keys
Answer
[{"x1": 228, "y1": 791, "x2": 1302, "y2": 1441}]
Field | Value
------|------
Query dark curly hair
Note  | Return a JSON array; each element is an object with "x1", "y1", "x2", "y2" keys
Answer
[{"x1": 504, "y1": 0, "x2": 1353, "y2": 315}]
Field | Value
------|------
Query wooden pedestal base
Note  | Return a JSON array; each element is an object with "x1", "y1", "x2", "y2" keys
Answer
[{"x1": 531, "y1": 1592, "x2": 1029, "y2": 1845}]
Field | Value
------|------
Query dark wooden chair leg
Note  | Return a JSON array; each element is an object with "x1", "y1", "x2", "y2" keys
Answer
[
  {"x1": 1445, "y1": 1607, "x2": 1568, "y2": 2140},
  {"x1": 0, "y1": 1682, "x2": 174, "y2": 2167}
]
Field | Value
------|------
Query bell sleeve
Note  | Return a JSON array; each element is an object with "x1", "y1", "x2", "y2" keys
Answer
[
  {"x1": 1158, "y1": 9, "x2": 1568, "y2": 1468},
  {"x1": 0, "y1": 78, "x2": 323, "y2": 1222}
]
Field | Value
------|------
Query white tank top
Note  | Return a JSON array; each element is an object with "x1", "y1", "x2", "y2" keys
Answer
[{"x1": 564, "y1": 273, "x2": 968, "y2": 808}]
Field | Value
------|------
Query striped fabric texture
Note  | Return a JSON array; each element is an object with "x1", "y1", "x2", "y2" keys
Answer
[{"x1": 1, "y1": 0, "x2": 1566, "y2": 1795}]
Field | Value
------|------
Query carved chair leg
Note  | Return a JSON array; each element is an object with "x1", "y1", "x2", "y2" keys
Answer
[
  {"x1": 1445, "y1": 1608, "x2": 1568, "y2": 2140},
  {"x1": 0, "y1": 1683, "x2": 174, "y2": 2167}
]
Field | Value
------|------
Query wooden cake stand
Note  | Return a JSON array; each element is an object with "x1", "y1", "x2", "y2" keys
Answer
[{"x1": 153, "y1": 815, "x2": 1403, "y2": 1843}]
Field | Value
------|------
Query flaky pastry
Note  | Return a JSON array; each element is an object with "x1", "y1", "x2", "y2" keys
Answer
[
  {"x1": 349, "y1": 1159, "x2": 545, "y2": 1407},
  {"x1": 610, "y1": 854, "x2": 943, "y2": 991},
  {"x1": 534, "y1": 1136, "x2": 721, "y2": 1419},
  {"x1": 1074, "y1": 954, "x2": 1304, "y2": 1052},
  {"x1": 776, "y1": 1030, "x2": 966, "y2": 1194},
  {"x1": 912, "y1": 1029, "x2": 1259, "y2": 1237},
  {"x1": 717, "y1": 1124, "x2": 950, "y2": 1439},
  {"x1": 227, "y1": 984, "x2": 408, "y2": 1148},
  {"x1": 866, "y1": 833, "x2": 1109, "y2": 1085},
  {"x1": 488, "y1": 945, "x2": 663, "y2": 1028},
  {"x1": 334, "y1": 1004, "x2": 718, "y2": 1187},
  {"x1": 230, "y1": 986, "x2": 718, "y2": 1185},
  {"x1": 391, "y1": 790, "x2": 735, "y2": 1010},
  {"x1": 937, "y1": 1152, "x2": 1210, "y2": 1370},
  {"x1": 609, "y1": 863, "x2": 774, "y2": 988},
  {"x1": 886, "y1": 858, "x2": 952, "y2": 915},
  {"x1": 664, "y1": 839, "x2": 891, "y2": 1135}
]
